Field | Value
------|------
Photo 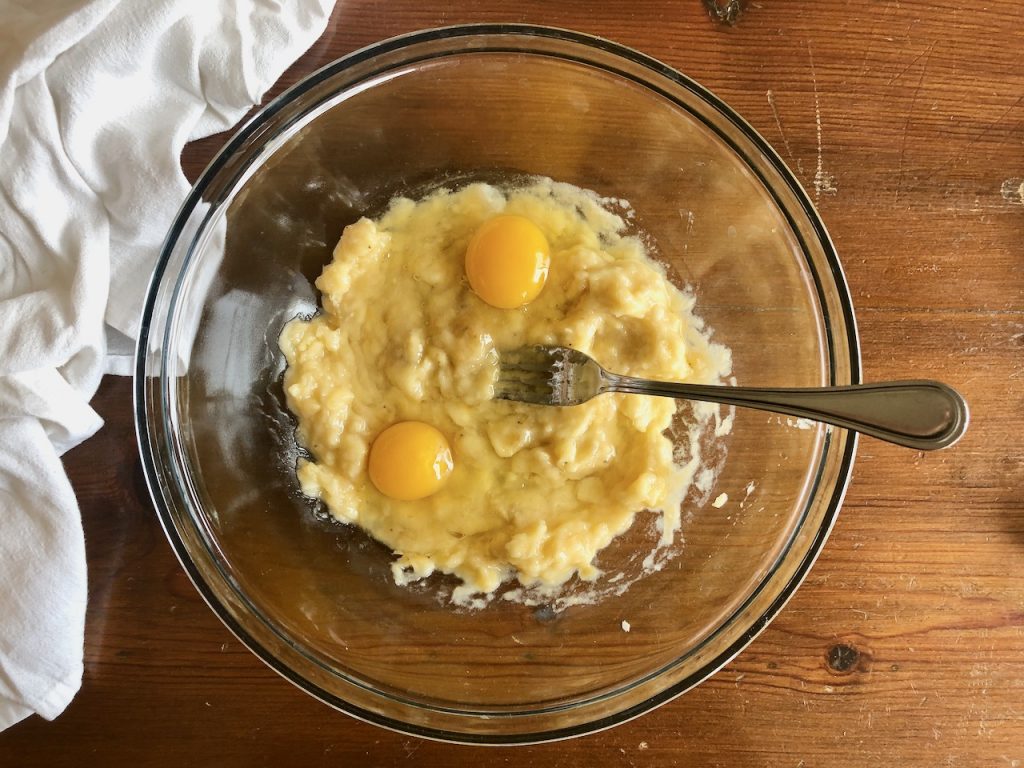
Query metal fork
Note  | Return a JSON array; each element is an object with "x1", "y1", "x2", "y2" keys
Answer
[{"x1": 496, "y1": 345, "x2": 969, "y2": 450}]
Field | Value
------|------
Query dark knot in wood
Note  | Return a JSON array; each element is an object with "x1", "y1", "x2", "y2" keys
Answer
[
  {"x1": 704, "y1": 0, "x2": 747, "y2": 25},
  {"x1": 826, "y1": 643, "x2": 860, "y2": 673}
]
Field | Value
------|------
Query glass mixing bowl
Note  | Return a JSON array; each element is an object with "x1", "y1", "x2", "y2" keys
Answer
[{"x1": 136, "y1": 25, "x2": 859, "y2": 743}]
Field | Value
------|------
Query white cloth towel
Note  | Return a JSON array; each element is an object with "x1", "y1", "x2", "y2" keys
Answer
[{"x1": 0, "y1": 0, "x2": 334, "y2": 730}]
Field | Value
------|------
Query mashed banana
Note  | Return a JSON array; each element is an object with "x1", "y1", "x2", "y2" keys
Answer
[{"x1": 279, "y1": 179, "x2": 730, "y2": 605}]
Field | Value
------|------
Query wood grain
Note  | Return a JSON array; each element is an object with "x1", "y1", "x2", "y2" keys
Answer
[{"x1": 3, "y1": 0, "x2": 1023, "y2": 765}]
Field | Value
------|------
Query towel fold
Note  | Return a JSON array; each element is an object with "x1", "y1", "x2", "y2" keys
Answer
[{"x1": 0, "y1": 0, "x2": 335, "y2": 730}]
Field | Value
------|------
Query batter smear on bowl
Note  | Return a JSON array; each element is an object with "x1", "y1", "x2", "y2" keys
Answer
[{"x1": 279, "y1": 178, "x2": 731, "y2": 606}]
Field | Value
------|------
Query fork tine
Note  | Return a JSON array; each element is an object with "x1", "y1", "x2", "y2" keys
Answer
[
  {"x1": 497, "y1": 367, "x2": 554, "y2": 384},
  {"x1": 493, "y1": 382, "x2": 554, "y2": 405},
  {"x1": 495, "y1": 356, "x2": 554, "y2": 404},
  {"x1": 495, "y1": 344, "x2": 592, "y2": 407},
  {"x1": 498, "y1": 346, "x2": 556, "y2": 373},
  {"x1": 499, "y1": 360, "x2": 550, "y2": 374}
]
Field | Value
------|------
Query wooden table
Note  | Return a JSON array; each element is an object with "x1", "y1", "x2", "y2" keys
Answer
[{"x1": 4, "y1": 1, "x2": 1022, "y2": 764}]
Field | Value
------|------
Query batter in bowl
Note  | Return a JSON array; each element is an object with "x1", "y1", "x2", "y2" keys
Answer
[{"x1": 279, "y1": 178, "x2": 731, "y2": 606}]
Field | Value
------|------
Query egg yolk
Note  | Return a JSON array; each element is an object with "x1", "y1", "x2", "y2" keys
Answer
[
  {"x1": 465, "y1": 214, "x2": 550, "y2": 309},
  {"x1": 368, "y1": 421, "x2": 454, "y2": 501}
]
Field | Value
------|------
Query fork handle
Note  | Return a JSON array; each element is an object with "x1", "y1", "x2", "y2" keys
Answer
[{"x1": 601, "y1": 376, "x2": 969, "y2": 450}]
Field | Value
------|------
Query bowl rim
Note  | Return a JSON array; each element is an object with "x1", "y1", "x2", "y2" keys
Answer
[{"x1": 134, "y1": 22, "x2": 861, "y2": 744}]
